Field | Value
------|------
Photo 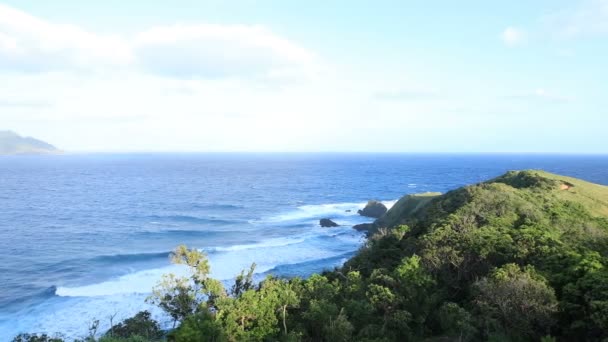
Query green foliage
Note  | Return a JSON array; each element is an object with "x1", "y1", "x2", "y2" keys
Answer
[
  {"x1": 147, "y1": 273, "x2": 198, "y2": 328},
  {"x1": 323, "y1": 309, "x2": 354, "y2": 342},
  {"x1": 12, "y1": 334, "x2": 65, "y2": 342},
  {"x1": 104, "y1": 311, "x2": 163, "y2": 340},
  {"x1": 146, "y1": 246, "x2": 226, "y2": 328},
  {"x1": 231, "y1": 262, "x2": 255, "y2": 297},
  {"x1": 561, "y1": 267, "x2": 608, "y2": 340},
  {"x1": 168, "y1": 311, "x2": 226, "y2": 342},
  {"x1": 437, "y1": 302, "x2": 476, "y2": 341},
  {"x1": 97, "y1": 337, "x2": 152, "y2": 342},
  {"x1": 492, "y1": 170, "x2": 561, "y2": 190},
  {"x1": 472, "y1": 264, "x2": 558, "y2": 340}
]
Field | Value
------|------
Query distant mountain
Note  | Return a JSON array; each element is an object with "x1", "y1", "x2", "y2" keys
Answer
[{"x1": 0, "y1": 130, "x2": 60, "y2": 155}]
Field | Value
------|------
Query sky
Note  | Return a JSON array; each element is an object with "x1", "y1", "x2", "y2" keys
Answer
[{"x1": 0, "y1": 0, "x2": 607, "y2": 153}]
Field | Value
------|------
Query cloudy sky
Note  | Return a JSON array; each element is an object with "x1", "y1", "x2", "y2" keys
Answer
[{"x1": 0, "y1": 0, "x2": 606, "y2": 153}]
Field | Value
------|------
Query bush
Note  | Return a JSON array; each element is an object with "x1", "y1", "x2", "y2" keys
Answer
[
  {"x1": 12, "y1": 334, "x2": 64, "y2": 342},
  {"x1": 105, "y1": 311, "x2": 163, "y2": 340}
]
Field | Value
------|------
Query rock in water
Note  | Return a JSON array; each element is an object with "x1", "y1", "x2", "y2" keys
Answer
[
  {"x1": 319, "y1": 218, "x2": 339, "y2": 227},
  {"x1": 357, "y1": 200, "x2": 388, "y2": 218},
  {"x1": 353, "y1": 223, "x2": 374, "y2": 232}
]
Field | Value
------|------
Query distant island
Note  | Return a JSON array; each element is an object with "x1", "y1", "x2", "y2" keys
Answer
[{"x1": 0, "y1": 130, "x2": 60, "y2": 155}]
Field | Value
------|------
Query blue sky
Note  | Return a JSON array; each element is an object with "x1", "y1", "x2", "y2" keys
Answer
[{"x1": 1, "y1": 1, "x2": 607, "y2": 153}]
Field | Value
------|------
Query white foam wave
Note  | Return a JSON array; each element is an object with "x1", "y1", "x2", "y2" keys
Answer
[
  {"x1": 0, "y1": 293, "x2": 170, "y2": 341},
  {"x1": 207, "y1": 236, "x2": 307, "y2": 252},
  {"x1": 56, "y1": 264, "x2": 189, "y2": 297},
  {"x1": 55, "y1": 228, "x2": 364, "y2": 299},
  {"x1": 265, "y1": 202, "x2": 364, "y2": 223},
  {"x1": 263, "y1": 199, "x2": 399, "y2": 224},
  {"x1": 381, "y1": 199, "x2": 398, "y2": 209}
]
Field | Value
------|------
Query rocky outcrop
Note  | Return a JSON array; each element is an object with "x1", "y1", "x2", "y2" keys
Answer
[
  {"x1": 319, "y1": 218, "x2": 339, "y2": 227},
  {"x1": 357, "y1": 200, "x2": 387, "y2": 218},
  {"x1": 374, "y1": 192, "x2": 441, "y2": 228},
  {"x1": 353, "y1": 223, "x2": 374, "y2": 232}
]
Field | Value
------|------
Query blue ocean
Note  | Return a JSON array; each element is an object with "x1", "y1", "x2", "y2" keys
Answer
[{"x1": 1, "y1": 153, "x2": 608, "y2": 340}]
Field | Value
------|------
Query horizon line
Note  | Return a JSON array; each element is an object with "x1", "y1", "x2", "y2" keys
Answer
[{"x1": 11, "y1": 151, "x2": 608, "y2": 156}]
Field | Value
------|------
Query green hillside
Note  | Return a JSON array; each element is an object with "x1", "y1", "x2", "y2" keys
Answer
[
  {"x1": 374, "y1": 192, "x2": 441, "y2": 229},
  {"x1": 0, "y1": 130, "x2": 59, "y2": 155},
  {"x1": 15, "y1": 171, "x2": 608, "y2": 342},
  {"x1": 345, "y1": 170, "x2": 608, "y2": 340}
]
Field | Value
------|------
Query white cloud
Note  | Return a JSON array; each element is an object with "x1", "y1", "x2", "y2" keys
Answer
[
  {"x1": 543, "y1": 0, "x2": 608, "y2": 39},
  {"x1": 374, "y1": 88, "x2": 440, "y2": 101},
  {"x1": 506, "y1": 88, "x2": 573, "y2": 103},
  {"x1": 0, "y1": 4, "x2": 317, "y2": 79},
  {"x1": 0, "y1": 4, "x2": 133, "y2": 71},
  {"x1": 501, "y1": 26, "x2": 526, "y2": 47},
  {"x1": 533, "y1": 88, "x2": 574, "y2": 102},
  {"x1": 133, "y1": 24, "x2": 317, "y2": 79}
]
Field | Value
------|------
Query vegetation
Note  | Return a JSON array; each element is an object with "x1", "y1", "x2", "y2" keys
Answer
[{"x1": 13, "y1": 170, "x2": 608, "y2": 341}]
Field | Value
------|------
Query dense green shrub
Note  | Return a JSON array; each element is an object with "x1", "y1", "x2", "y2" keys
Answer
[
  {"x1": 104, "y1": 311, "x2": 163, "y2": 340},
  {"x1": 12, "y1": 334, "x2": 65, "y2": 342}
]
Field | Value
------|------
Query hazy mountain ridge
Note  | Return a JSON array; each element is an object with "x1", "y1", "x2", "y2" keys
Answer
[{"x1": 0, "y1": 131, "x2": 60, "y2": 155}]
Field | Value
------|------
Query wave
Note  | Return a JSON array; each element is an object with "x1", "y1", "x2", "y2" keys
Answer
[
  {"x1": 263, "y1": 202, "x2": 363, "y2": 223},
  {"x1": 93, "y1": 251, "x2": 170, "y2": 263},
  {"x1": 0, "y1": 286, "x2": 58, "y2": 310},
  {"x1": 137, "y1": 228, "x2": 243, "y2": 238},
  {"x1": 147, "y1": 214, "x2": 242, "y2": 225},
  {"x1": 191, "y1": 203, "x2": 244, "y2": 210},
  {"x1": 264, "y1": 251, "x2": 356, "y2": 277},
  {"x1": 54, "y1": 229, "x2": 364, "y2": 298},
  {"x1": 205, "y1": 236, "x2": 307, "y2": 253},
  {"x1": 55, "y1": 264, "x2": 188, "y2": 297},
  {"x1": 262, "y1": 199, "x2": 398, "y2": 224},
  {"x1": 205, "y1": 227, "x2": 361, "y2": 253},
  {"x1": 382, "y1": 199, "x2": 398, "y2": 209}
]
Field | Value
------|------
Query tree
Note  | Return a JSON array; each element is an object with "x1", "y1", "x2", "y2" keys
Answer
[
  {"x1": 148, "y1": 273, "x2": 197, "y2": 328},
  {"x1": 169, "y1": 311, "x2": 227, "y2": 342},
  {"x1": 12, "y1": 334, "x2": 64, "y2": 342},
  {"x1": 231, "y1": 263, "x2": 256, "y2": 297},
  {"x1": 561, "y1": 267, "x2": 608, "y2": 340},
  {"x1": 323, "y1": 309, "x2": 354, "y2": 342},
  {"x1": 473, "y1": 264, "x2": 558, "y2": 340},
  {"x1": 147, "y1": 245, "x2": 221, "y2": 327},
  {"x1": 271, "y1": 279, "x2": 299, "y2": 336},
  {"x1": 104, "y1": 311, "x2": 163, "y2": 340},
  {"x1": 437, "y1": 302, "x2": 476, "y2": 342}
]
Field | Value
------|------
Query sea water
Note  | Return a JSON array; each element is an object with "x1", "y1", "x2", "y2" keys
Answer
[{"x1": 1, "y1": 153, "x2": 607, "y2": 339}]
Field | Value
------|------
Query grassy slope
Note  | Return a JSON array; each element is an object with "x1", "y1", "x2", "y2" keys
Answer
[
  {"x1": 377, "y1": 169, "x2": 608, "y2": 227},
  {"x1": 524, "y1": 170, "x2": 608, "y2": 217},
  {"x1": 375, "y1": 192, "x2": 441, "y2": 228}
]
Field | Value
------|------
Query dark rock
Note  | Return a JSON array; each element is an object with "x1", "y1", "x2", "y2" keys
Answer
[
  {"x1": 353, "y1": 223, "x2": 374, "y2": 232},
  {"x1": 357, "y1": 200, "x2": 388, "y2": 218},
  {"x1": 320, "y1": 218, "x2": 339, "y2": 227},
  {"x1": 345, "y1": 209, "x2": 352, "y2": 213}
]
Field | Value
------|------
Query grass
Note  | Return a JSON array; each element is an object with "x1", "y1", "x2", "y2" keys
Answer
[
  {"x1": 376, "y1": 192, "x2": 441, "y2": 228},
  {"x1": 516, "y1": 170, "x2": 608, "y2": 217}
]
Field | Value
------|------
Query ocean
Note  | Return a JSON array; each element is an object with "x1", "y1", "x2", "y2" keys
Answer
[{"x1": 1, "y1": 153, "x2": 607, "y2": 340}]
